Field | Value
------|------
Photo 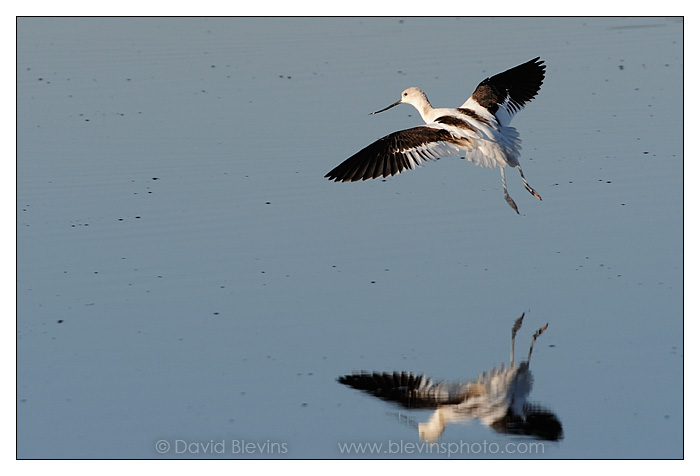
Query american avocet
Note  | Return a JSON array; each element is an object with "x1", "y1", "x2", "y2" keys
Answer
[
  {"x1": 338, "y1": 314, "x2": 562, "y2": 441},
  {"x1": 325, "y1": 58, "x2": 546, "y2": 214}
]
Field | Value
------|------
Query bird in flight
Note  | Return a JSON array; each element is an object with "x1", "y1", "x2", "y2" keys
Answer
[{"x1": 325, "y1": 58, "x2": 546, "y2": 214}]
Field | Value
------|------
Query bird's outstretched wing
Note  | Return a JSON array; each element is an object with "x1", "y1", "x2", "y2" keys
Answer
[
  {"x1": 462, "y1": 57, "x2": 546, "y2": 126},
  {"x1": 324, "y1": 126, "x2": 464, "y2": 182}
]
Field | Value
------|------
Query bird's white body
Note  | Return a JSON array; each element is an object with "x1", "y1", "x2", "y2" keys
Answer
[{"x1": 396, "y1": 86, "x2": 522, "y2": 170}]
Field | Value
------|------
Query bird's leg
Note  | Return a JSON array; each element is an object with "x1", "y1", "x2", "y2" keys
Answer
[
  {"x1": 517, "y1": 165, "x2": 542, "y2": 201},
  {"x1": 511, "y1": 313, "x2": 525, "y2": 367},
  {"x1": 526, "y1": 323, "x2": 549, "y2": 366},
  {"x1": 501, "y1": 168, "x2": 519, "y2": 214}
]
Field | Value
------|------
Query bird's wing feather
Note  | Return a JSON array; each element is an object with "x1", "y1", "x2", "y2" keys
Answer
[
  {"x1": 461, "y1": 57, "x2": 545, "y2": 126},
  {"x1": 325, "y1": 126, "x2": 464, "y2": 182}
]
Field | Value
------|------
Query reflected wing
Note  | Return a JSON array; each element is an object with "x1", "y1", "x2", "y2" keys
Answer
[
  {"x1": 338, "y1": 372, "x2": 465, "y2": 409},
  {"x1": 490, "y1": 404, "x2": 564, "y2": 441}
]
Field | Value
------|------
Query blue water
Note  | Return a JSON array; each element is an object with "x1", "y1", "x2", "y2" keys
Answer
[{"x1": 17, "y1": 17, "x2": 682, "y2": 459}]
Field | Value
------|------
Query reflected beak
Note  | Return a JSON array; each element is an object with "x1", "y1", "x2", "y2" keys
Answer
[{"x1": 369, "y1": 99, "x2": 402, "y2": 115}]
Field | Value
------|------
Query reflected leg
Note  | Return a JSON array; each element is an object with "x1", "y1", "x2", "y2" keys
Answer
[
  {"x1": 511, "y1": 313, "x2": 525, "y2": 367},
  {"x1": 527, "y1": 323, "x2": 549, "y2": 365}
]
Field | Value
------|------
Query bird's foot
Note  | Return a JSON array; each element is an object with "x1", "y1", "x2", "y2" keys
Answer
[
  {"x1": 525, "y1": 183, "x2": 542, "y2": 201},
  {"x1": 505, "y1": 194, "x2": 520, "y2": 214}
]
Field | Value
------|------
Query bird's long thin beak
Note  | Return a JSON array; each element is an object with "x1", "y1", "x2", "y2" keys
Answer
[{"x1": 369, "y1": 100, "x2": 401, "y2": 115}]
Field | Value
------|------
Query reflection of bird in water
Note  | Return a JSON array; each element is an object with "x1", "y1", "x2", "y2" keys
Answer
[{"x1": 338, "y1": 314, "x2": 562, "y2": 442}]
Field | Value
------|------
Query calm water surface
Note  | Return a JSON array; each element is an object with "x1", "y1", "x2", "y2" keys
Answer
[{"x1": 17, "y1": 17, "x2": 682, "y2": 459}]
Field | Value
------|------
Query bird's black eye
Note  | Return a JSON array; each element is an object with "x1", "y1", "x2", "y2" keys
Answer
[{"x1": 403, "y1": 92, "x2": 408, "y2": 97}]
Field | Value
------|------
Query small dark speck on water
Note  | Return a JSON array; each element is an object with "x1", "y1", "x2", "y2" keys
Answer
[
  {"x1": 57, "y1": 320, "x2": 64, "y2": 324},
  {"x1": 265, "y1": 202, "x2": 271, "y2": 205}
]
